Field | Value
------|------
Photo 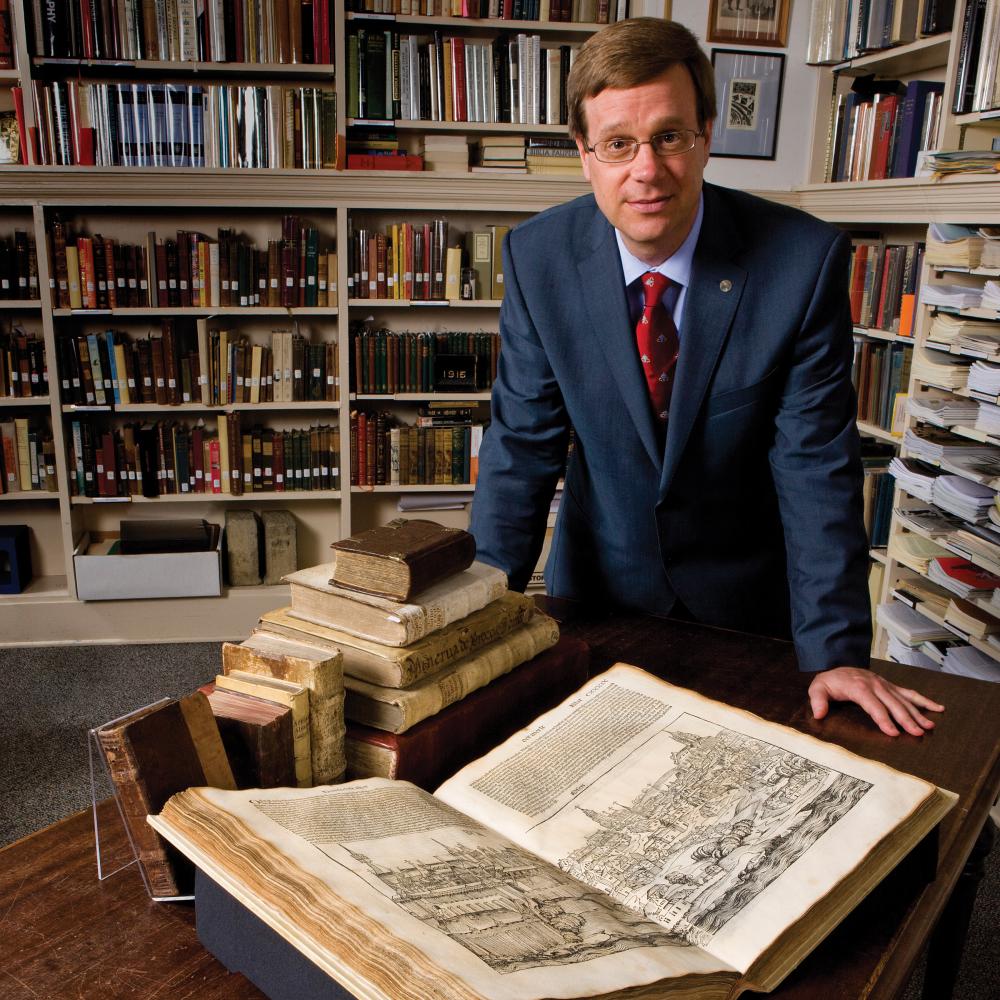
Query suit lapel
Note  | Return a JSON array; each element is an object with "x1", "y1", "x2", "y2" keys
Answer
[
  {"x1": 661, "y1": 186, "x2": 748, "y2": 495},
  {"x1": 576, "y1": 212, "x2": 663, "y2": 469}
]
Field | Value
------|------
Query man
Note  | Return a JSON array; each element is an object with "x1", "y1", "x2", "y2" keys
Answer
[{"x1": 470, "y1": 18, "x2": 942, "y2": 737}]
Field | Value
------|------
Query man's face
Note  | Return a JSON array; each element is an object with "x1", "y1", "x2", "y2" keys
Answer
[{"x1": 576, "y1": 64, "x2": 713, "y2": 265}]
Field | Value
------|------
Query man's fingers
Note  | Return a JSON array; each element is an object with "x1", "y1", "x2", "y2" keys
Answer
[
  {"x1": 854, "y1": 688, "x2": 900, "y2": 737},
  {"x1": 809, "y1": 686, "x2": 830, "y2": 721}
]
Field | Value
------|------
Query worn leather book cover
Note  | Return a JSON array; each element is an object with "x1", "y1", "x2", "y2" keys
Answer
[
  {"x1": 96, "y1": 694, "x2": 221, "y2": 897},
  {"x1": 202, "y1": 683, "x2": 296, "y2": 790},
  {"x1": 345, "y1": 635, "x2": 589, "y2": 790},
  {"x1": 330, "y1": 518, "x2": 476, "y2": 601}
]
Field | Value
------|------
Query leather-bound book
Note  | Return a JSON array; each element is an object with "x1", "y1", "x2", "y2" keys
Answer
[
  {"x1": 330, "y1": 517, "x2": 476, "y2": 600},
  {"x1": 95, "y1": 692, "x2": 231, "y2": 897},
  {"x1": 345, "y1": 635, "x2": 589, "y2": 789},
  {"x1": 201, "y1": 683, "x2": 296, "y2": 790}
]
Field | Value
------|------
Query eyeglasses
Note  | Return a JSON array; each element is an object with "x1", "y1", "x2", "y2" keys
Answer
[{"x1": 584, "y1": 129, "x2": 704, "y2": 164}]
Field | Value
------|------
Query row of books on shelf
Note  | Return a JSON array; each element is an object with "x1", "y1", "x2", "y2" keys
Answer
[
  {"x1": 59, "y1": 326, "x2": 338, "y2": 408},
  {"x1": 853, "y1": 338, "x2": 910, "y2": 432},
  {"x1": 849, "y1": 238, "x2": 924, "y2": 333},
  {"x1": 26, "y1": 81, "x2": 337, "y2": 168},
  {"x1": 346, "y1": 219, "x2": 506, "y2": 300},
  {"x1": 1, "y1": 417, "x2": 56, "y2": 493},
  {"x1": 350, "y1": 409, "x2": 484, "y2": 485},
  {"x1": 952, "y1": 0, "x2": 1000, "y2": 114},
  {"x1": 345, "y1": 0, "x2": 627, "y2": 20},
  {"x1": 0, "y1": 232, "x2": 40, "y2": 302},
  {"x1": 49, "y1": 217, "x2": 337, "y2": 310},
  {"x1": 1, "y1": 330, "x2": 47, "y2": 399},
  {"x1": 351, "y1": 328, "x2": 499, "y2": 392},
  {"x1": 348, "y1": 27, "x2": 576, "y2": 126},
  {"x1": 28, "y1": 0, "x2": 335, "y2": 64},
  {"x1": 806, "y1": 0, "x2": 954, "y2": 65},
  {"x1": 68, "y1": 416, "x2": 340, "y2": 498},
  {"x1": 829, "y1": 80, "x2": 944, "y2": 183}
]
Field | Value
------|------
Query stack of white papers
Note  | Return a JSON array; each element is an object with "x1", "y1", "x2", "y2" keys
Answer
[
  {"x1": 967, "y1": 360, "x2": 1000, "y2": 395},
  {"x1": 942, "y1": 645, "x2": 1000, "y2": 682},
  {"x1": 958, "y1": 327, "x2": 1000, "y2": 356},
  {"x1": 919, "y1": 285, "x2": 985, "y2": 310},
  {"x1": 908, "y1": 395, "x2": 979, "y2": 426},
  {"x1": 887, "y1": 532, "x2": 951, "y2": 572},
  {"x1": 938, "y1": 451, "x2": 1000, "y2": 486},
  {"x1": 889, "y1": 456, "x2": 942, "y2": 500},
  {"x1": 932, "y1": 475, "x2": 997, "y2": 522},
  {"x1": 912, "y1": 346, "x2": 972, "y2": 389},
  {"x1": 928, "y1": 555, "x2": 1000, "y2": 597},
  {"x1": 886, "y1": 634, "x2": 942, "y2": 670},
  {"x1": 974, "y1": 401, "x2": 1000, "y2": 434},
  {"x1": 903, "y1": 427, "x2": 995, "y2": 462},
  {"x1": 979, "y1": 281, "x2": 1000, "y2": 312},
  {"x1": 894, "y1": 506, "x2": 964, "y2": 538},
  {"x1": 877, "y1": 602, "x2": 953, "y2": 644}
]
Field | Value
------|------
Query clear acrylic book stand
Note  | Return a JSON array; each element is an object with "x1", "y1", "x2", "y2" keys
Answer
[{"x1": 88, "y1": 698, "x2": 194, "y2": 903}]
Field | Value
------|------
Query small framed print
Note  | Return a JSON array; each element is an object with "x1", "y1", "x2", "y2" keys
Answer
[
  {"x1": 710, "y1": 49, "x2": 785, "y2": 160},
  {"x1": 707, "y1": 0, "x2": 791, "y2": 48}
]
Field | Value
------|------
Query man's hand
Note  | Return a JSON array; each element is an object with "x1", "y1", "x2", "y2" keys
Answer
[{"x1": 808, "y1": 666, "x2": 944, "y2": 737}]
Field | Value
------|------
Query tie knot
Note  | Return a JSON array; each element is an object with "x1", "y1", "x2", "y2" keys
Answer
[{"x1": 640, "y1": 270, "x2": 670, "y2": 309}]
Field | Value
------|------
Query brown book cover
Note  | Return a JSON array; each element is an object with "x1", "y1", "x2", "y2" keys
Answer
[
  {"x1": 345, "y1": 636, "x2": 589, "y2": 790},
  {"x1": 202, "y1": 683, "x2": 296, "y2": 789},
  {"x1": 330, "y1": 518, "x2": 475, "y2": 601},
  {"x1": 96, "y1": 695, "x2": 224, "y2": 897}
]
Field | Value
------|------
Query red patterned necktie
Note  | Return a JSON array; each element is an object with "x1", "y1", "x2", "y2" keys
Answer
[{"x1": 636, "y1": 270, "x2": 680, "y2": 423}]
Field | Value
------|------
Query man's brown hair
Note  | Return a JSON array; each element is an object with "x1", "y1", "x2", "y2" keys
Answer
[{"x1": 567, "y1": 18, "x2": 717, "y2": 140}]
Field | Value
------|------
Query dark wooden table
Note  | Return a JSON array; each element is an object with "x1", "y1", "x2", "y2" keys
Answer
[{"x1": 3, "y1": 604, "x2": 999, "y2": 1000}]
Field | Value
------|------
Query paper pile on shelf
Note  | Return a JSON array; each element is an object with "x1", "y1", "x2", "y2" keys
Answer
[
  {"x1": 924, "y1": 150, "x2": 1000, "y2": 179},
  {"x1": 908, "y1": 394, "x2": 979, "y2": 426},
  {"x1": 937, "y1": 451, "x2": 1000, "y2": 486},
  {"x1": 942, "y1": 645, "x2": 1000, "y2": 682},
  {"x1": 903, "y1": 426, "x2": 994, "y2": 462},
  {"x1": 978, "y1": 226, "x2": 1000, "y2": 268},
  {"x1": 925, "y1": 223, "x2": 984, "y2": 268},
  {"x1": 975, "y1": 401, "x2": 1000, "y2": 434},
  {"x1": 889, "y1": 456, "x2": 943, "y2": 500},
  {"x1": 895, "y1": 506, "x2": 964, "y2": 538},
  {"x1": 967, "y1": 360, "x2": 1000, "y2": 394},
  {"x1": 919, "y1": 284, "x2": 985, "y2": 309},
  {"x1": 912, "y1": 346, "x2": 972, "y2": 388},
  {"x1": 886, "y1": 633, "x2": 942, "y2": 670},
  {"x1": 887, "y1": 530, "x2": 950, "y2": 571},
  {"x1": 928, "y1": 555, "x2": 1000, "y2": 598},
  {"x1": 932, "y1": 475, "x2": 996, "y2": 522},
  {"x1": 979, "y1": 280, "x2": 1000, "y2": 312},
  {"x1": 877, "y1": 601, "x2": 953, "y2": 644},
  {"x1": 951, "y1": 527, "x2": 1000, "y2": 574}
]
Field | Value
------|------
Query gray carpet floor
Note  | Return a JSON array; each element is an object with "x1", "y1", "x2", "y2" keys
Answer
[{"x1": 1, "y1": 642, "x2": 996, "y2": 998}]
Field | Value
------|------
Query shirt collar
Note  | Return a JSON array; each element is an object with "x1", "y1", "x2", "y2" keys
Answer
[{"x1": 616, "y1": 193, "x2": 704, "y2": 290}]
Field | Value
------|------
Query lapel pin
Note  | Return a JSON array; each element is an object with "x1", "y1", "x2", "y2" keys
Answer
[{"x1": 719, "y1": 279, "x2": 733, "y2": 293}]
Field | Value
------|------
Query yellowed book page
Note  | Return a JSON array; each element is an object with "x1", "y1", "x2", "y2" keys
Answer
[
  {"x1": 435, "y1": 664, "x2": 955, "y2": 976},
  {"x1": 151, "y1": 782, "x2": 736, "y2": 1000}
]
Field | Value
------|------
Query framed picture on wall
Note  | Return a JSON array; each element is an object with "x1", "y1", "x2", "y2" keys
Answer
[
  {"x1": 710, "y1": 49, "x2": 785, "y2": 159},
  {"x1": 707, "y1": 0, "x2": 791, "y2": 48}
]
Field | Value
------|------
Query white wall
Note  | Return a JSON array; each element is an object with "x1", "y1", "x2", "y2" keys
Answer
[{"x1": 670, "y1": 0, "x2": 820, "y2": 190}]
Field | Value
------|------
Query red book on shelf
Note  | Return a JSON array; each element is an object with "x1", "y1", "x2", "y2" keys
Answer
[{"x1": 452, "y1": 37, "x2": 467, "y2": 122}]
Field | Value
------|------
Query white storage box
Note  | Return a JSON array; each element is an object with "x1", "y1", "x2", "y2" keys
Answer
[{"x1": 73, "y1": 530, "x2": 223, "y2": 601}]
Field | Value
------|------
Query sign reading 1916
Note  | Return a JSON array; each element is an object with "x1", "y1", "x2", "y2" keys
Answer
[{"x1": 434, "y1": 354, "x2": 478, "y2": 392}]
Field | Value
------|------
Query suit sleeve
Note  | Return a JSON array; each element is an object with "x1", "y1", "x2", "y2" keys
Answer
[
  {"x1": 770, "y1": 230, "x2": 873, "y2": 672},
  {"x1": 470, "y1": 232, "x2": 570, "y2": 591}
]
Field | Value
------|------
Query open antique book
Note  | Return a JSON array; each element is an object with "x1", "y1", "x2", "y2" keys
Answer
[{"x1": 150, "y1": 664, "x2": 956, "y2": 1000}]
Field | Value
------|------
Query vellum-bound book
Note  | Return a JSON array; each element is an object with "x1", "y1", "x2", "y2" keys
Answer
[{"x1": 151, "y1": 664, "x2": 955, "y2": 1000}]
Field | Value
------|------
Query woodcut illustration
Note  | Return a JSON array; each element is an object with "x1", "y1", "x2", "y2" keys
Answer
[
  {"x1": 254, "y1": 785, "x2": 683, "y2": 974},
  {"x1": 557, "y1": 714, "x2": 872, "y2": 947}
]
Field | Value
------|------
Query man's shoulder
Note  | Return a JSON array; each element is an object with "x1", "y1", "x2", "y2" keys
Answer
[
  {"x1": 508, "y1": 193, "x2": 602, "y2": 249},
  {"x1": 705, "y1": 182, "x2": 842, "y2": 245}
]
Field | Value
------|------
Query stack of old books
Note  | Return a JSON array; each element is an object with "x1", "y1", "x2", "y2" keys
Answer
[{"x1": 253, "y1": 518, "x2": 588, "y2": 790}]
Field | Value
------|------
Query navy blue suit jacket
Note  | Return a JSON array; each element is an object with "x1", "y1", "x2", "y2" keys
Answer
[{"x1": 470, "y1": 182, "x2": 872, "y2": 672}]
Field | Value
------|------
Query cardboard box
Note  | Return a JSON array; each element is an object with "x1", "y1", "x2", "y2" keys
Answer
[{"x1": 73, "y1": 530, "x2": 222, "y2": 601}]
